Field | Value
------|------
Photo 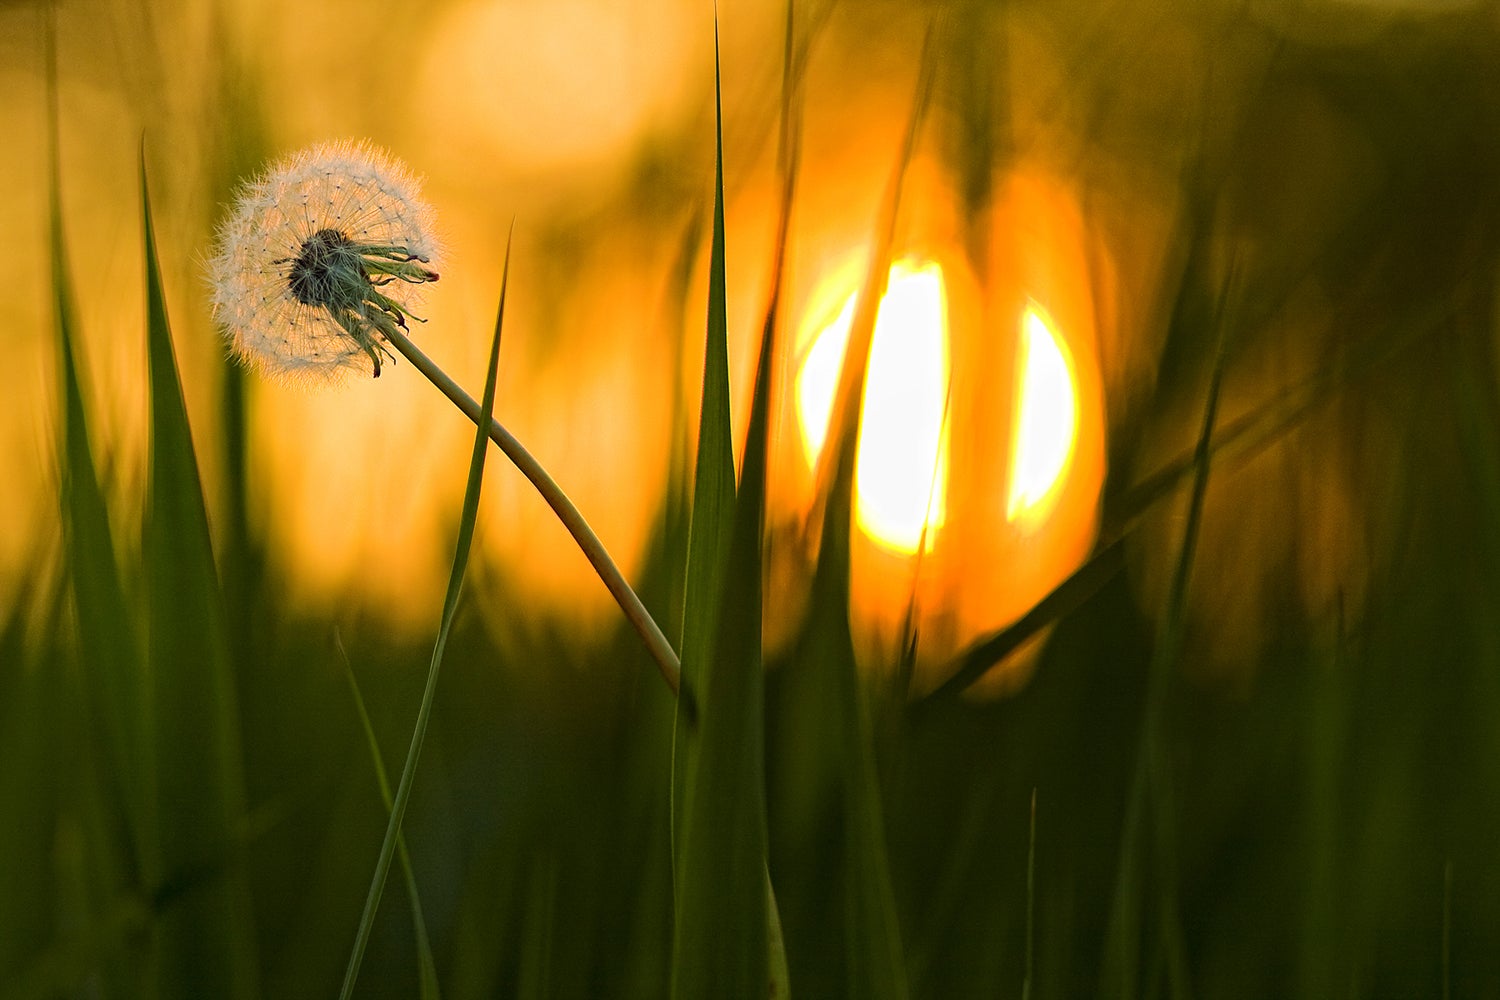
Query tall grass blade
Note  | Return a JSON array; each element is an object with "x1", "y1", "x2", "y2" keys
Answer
[
  {"x1": 762, "y1": 5, "x2": 804, "y2": 993},
  {"x1": 339, "y1": 230, "x2": 513, "y2": 999},
  {"x1": 141, "y1": 146, "x2": 260, "y2": 998},
  {"x1": 1101, "y1": 268, "x2": 1236, "y2": 1000},
  {"x1": 669, "y1": 25, "x2": 774, "y2": 998},
  {"x1": 335, "y1": 634, "x2": 441, "y2": 1000},
  {"x1": 47, "y1": 1, "x2": 143, "y2": 900},
  {"x1": 1298, "y1": 609, "x2": 1345, "y2": 999},
  {"x1": 670, "y1": 24, "x2": 738, "y2": 846},
  {"x1": 0, "y1": 613, "x2": 64, "y2": 994},
  {"x1": 516, "y1": 852, "x2": 557, "y2": 1000},
  {"x1": 794, "y1": 22, "x2": 940, "y2": 1000}
]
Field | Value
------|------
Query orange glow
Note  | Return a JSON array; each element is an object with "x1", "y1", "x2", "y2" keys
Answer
[
  {"x1": 794, "y1": 259, "x2": 951, "y2": 554},
  {"x1": 776, "y1": 168, "x2": 1111, "y2": 695},
  {"x1": 1007, "y1": 303, "x2": 1079, "y2": 524},
  {"x1": 419, "y1": 0, "x2": 699, "y2": 184}
]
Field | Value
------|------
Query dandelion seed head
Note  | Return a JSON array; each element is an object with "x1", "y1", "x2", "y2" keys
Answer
[{"x1": 208, "y1": 140, "x2": 441, "y2": 383}]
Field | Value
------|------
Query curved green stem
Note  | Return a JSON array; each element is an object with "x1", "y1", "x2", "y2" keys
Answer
[{"x1": 381, "y1": 325, "x2": 682, "y2": 696}]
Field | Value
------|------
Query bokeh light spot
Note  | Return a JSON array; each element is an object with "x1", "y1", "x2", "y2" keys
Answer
[
  {"x1": 795, "y1": 259, "x2": 951, "y2": 554},
  {"x1": 1007, "y1": 303, "x2": 1078, "y2": 522}
]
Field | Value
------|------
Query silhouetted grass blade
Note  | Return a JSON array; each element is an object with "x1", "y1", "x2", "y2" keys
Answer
[
  {"x1": 1101, "y1": 268, "x2": 1234, "y2": 1000},
  {"x1": 141, "y1": 146, "x2": 260, "y2": 999},
  {"x1": 48, "y1": 7, "x2": 143, "y2": 902},
  {"x1": 791, "y1": 23, "x2": 941, "y2": 1000},
  {"x1": 669, "y1": 28, "x2": 773, "y2": 999},
  {"x1": 671, "y1": 34, "x2": 737, "y2": 792}
]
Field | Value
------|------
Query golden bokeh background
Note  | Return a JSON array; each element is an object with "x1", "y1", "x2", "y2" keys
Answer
[{"x1": 7, "y1": 0, "x2": 1494, "y2": 688}]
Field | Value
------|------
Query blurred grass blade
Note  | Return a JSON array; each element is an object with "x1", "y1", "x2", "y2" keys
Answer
[
  {"x1": 517, "y1": 852, "x2": 557, "y2": 1000},
  {"x1": 340, "y1": 228, "x2": 512, "y2": 999},
  {"x1": 335, "y1": 634, "x2": 441, "y2": 1000},
  {"x1": 923, "y1": 540, "x2": 1126, "y2": 707},
  {"x1": 1298, "y1": 610, "x2": 1346, "y2": 999},
  {"x1": 141, "y1": 146, "x2": 260, "y2": 999},
  {"x1": 761, "y1": 4, "x2": 803, "y2": 993},
  {"x1": 669, "y1": 27, "x2": 773, "y2": 999},
  {"x1": 1102, "y1": 269, "x2": 1235, "y2": 1000},
  {"x1": 812, "y1": 22, "x2": 936, "y2": 520},
  {"x1": 788, "y1": 21, "x2": 939, "y2": 1000},
  {"x1": 47, "y1": 5, "x2": 142, "y2": 891}
]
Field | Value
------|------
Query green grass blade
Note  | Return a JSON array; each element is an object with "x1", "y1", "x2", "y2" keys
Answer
[
  {"x1": 47, "y1": 6, "x2": 143, "y2": 892},
  {"x1": 516, "y1": 852, "x2": 557, "y2": 1000},
  {"x1": 812, "y1": 20, "x2": 936, "y2": 520},
  {"x1": 1101, "y1": 268, "x2": 1236, "y2": 1000},
  {"x1": 761, "y1": 6, "x2": 803, "y2": 994},
  {"x1": 141, "y1": 145, "x2": 260, "y2": 999},
  {"x1": 670, "y1": 26, "x2": 738, "y2": 808},
  {"x1": 669, "y1": 28, "x2": 773, "y2": 999},
  {"x1": 0, "y1": 612, "x2": 64, "y2": 994},
  {"x1": 790, "y1": 22, "x2": 940, "y2": 1000},
  {"x1": 1298, "y1": 611, "x2": 1346, "y2": 999},
  {"x1": 796, "y1": 571, "x2": 909, "y2": 1000},
  {"x1": 335, "y1": 634, "x2": 441, "y2": 1000},
  {"x1": 340, "y1": 229, "x2": 512, "y2": 999}
]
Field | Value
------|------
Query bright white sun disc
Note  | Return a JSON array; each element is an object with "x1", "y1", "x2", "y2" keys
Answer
[
  {"x1": 793, "y1": 259, "x2": 951, "y2": 554},
  {"x1": 1007, "y1": 304, "x2": 1078, "y2": 522}
]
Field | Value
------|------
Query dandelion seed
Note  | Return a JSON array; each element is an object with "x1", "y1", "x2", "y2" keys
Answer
[{"x1": 208, "y1": 140, "x2": 440, "y2": 381}]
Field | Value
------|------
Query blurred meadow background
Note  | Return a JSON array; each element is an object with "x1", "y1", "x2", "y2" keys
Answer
[{"x1": 7, "y1": 0, "x2": 1500, "y2": 995}]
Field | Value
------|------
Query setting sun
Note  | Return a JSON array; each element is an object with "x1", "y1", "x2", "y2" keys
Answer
[
  {"x1": 1007, "y1": 303, "x2": 1078, "y2": 523},
  {"x1": 795, "y1": 259, "x2": 950, "y2": 554}
]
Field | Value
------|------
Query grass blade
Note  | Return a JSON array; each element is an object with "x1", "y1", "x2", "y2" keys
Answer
[
  {"x1": 1101, "y1": 267, "x2": 1237, "y2": 1000},
  {"x1": 671, "y1": 27, "x2": 738, "y2": 789},
  {"x1": 788, "y1": 21, "x2": 940, "y2": 1000},
  {"x1": 517, "y1": 852, "x2": 557, "y2": 1000},
  {"x1": 141, "y1": 144, "x2": 260, "y2": 998},
  {"x1": 669, "y1": 27, "x2": 773, "y2": 998},
  {"x1": 47, "y1": 20, "x2": 147, "y2": 993},
  {"x1": 339, "y1": 229, "x2": 513, "y2": 998},
  {"x1": 335, "y1": 634, "x2": 441, "y2": 1000},
  {"x1": 48, "y1": 3, "x2": 143, "y2": 895}
]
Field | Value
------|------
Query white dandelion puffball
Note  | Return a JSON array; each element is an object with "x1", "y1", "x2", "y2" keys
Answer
[{"x1": 208, "y1": 140, "x2": 440, "y2": 381}]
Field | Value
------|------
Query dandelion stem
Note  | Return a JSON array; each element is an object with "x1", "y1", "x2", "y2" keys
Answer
[{"x1": 381, "y1": 325, "x2": 683, "y2": 696}]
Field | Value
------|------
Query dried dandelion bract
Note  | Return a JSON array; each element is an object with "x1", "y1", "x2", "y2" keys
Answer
[{"x1": 208, "y1": 140, "x2": 440, "y2": 381}]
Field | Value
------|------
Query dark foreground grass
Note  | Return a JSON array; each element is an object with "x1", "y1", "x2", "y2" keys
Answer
[{"x1": 13, "y1": 2, "x2": 1500, "y2": 998}]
